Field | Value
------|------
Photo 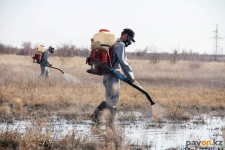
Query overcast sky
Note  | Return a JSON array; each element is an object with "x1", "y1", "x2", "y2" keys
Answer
[{"x1": 0, "y1": 0, "x2": 225, "y2": 54}]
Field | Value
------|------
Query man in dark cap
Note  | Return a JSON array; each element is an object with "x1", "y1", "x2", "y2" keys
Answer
[
  {"x1": 91, "y1": 28, "x2": 136, "y2": 124},
  {"x1": 120, "y1": 28, "x2": 135, "y2": 46},
  {"x1": 40, "y1": 46, "x2": 54, "y2": 77}
]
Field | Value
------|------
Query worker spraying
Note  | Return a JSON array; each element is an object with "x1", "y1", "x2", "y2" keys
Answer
[
  {"x1": 86, "y1": 29, "x2": 155, "y2": 124},
  {"x1": 40, "y1": 46, "x2": 54, "y2": 77},
  {"x1": 32, "y1": 45, "x2": 64, "y2": 75}
]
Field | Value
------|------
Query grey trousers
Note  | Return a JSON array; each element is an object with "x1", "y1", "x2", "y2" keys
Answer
[
  {"x1": 103, "y1": 74, "x2": 120, "y2": 107},
  {"x1": 40, "y1": 65, "x2": 50, "y2": 77}
]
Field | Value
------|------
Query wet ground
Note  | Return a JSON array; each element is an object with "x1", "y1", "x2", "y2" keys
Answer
[{"x1": 0, "y1": 114, "x2": 225, "y2": 150}]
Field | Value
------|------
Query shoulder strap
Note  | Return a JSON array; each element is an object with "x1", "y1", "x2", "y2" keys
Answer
[
  {"x1": 112, "y1": 53, "x2": 117, "y2": 67},
  {"x1": 111, "y1": 41, "x2": 120, "y2": 67},
  {"x1": 41, "y1": 52, "x2": 45, "y2": 62}
]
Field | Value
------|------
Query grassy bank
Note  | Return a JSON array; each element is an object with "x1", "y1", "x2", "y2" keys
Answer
[{"x1": 0, "y1": 54, "x2": 224, "y2": 123}]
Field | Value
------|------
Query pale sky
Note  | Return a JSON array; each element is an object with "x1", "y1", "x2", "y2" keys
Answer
[{"x1": 0, "y1": 0, "x2": 225, "y2": 54}]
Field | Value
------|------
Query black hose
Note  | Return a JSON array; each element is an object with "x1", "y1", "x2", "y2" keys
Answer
[
  {"x1": 49, "y1": 66, "x2": 64, "y2": 74},
  {"x1": 126, "y1": 81, "x2": 155, "y2": 105},
  {"x1": 35, "y1": 62, "x2": 64, "y2": 74}
]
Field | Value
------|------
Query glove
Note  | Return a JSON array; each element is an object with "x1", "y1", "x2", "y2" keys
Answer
[{"x1": 49, "y1": 63, "x2": 53, "y2": 67}]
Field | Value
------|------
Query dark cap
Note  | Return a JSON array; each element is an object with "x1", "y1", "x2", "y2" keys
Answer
[{"x1": 123, "y1": 28, "x2": 135, "y2": 42}]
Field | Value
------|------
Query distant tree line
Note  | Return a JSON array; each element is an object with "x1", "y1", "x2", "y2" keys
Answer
[
  {"x1": 0, "y1": 42, "x2": 224, "y2": 62},
  {"x1": 127, "y1": 46, "x2": 225, "y2": 63},
  {"x1": 0, "y1": 42, "x2": 90, "y2": 57}
]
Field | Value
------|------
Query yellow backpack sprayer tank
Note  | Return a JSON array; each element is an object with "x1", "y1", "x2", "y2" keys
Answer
[
  {"x1": 87, "y1": 29, "x2": 116, "y2": 75},
  {"x1": 93, "y1": 29, "x2": 115, "y2": 47},
  {"x1": 32, "y1": 45, "x2": 46, "y2": 63},
  {"x1": 37, "y1": 45, "x2": 46, "y2": 53}
]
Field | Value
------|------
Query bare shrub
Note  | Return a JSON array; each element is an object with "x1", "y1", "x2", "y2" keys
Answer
[
  {"x1": 134, "y1": 46, "x2": 148, "y2": 59},
  {"x1": 149, "y1": 46, "x2": 160, "y2": 64},
  {"x1": 188, "y1": 52, "x2": 202, "y2": 69},
  {"x1": 57, "y1": 44, "x2": 74, "y2": 57},
  {"x1": 170, "y1": 50, "x2": 179, "y2": 64},
  {"x1": 0, "y1": 43, "x2": 18, "y2": 54},
  {"x1": 17, "y1": 41, "x2": 33, "y2": 55},
  {"x1": 56, "y1": 44, "x2": 90, "y2": 58}
]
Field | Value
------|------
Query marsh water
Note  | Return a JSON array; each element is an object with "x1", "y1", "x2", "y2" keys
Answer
[{"x1": 1, "y1": 113, "x2": 225, "y2": 150}]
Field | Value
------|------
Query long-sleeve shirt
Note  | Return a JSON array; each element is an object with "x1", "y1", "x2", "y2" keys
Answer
[
  {"x1": 41, "y1": 49, "x2": 50, "y2": 65},
  {"x1": 111, "y1": 38, "x2": 134, "y2": 80}
]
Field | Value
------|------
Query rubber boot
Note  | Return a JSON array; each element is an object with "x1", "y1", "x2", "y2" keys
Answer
[
  {"x1": 91, "y1": 101, "x2": 116, "y2": 124},
  {"x1": 90, "y1": 101, "x2": 107, "y2": 123},
  {"x1": 110, "y1": 107, "x2": 117, "y2": 124}
]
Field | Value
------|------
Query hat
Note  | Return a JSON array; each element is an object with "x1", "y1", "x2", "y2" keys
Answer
[{"x1": 123, "y1": 28, "x2": 135, "y2": 42}]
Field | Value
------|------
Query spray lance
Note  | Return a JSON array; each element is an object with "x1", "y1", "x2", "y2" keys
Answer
[{"x1": 39, "y1": 62, "x2": 64, "y2": 74}]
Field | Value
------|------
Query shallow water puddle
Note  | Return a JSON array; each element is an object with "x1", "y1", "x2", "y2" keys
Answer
[
  {"x1": 0, "y1": 114, "x2": 225, "y2": 149},
  {"x1": 121, "y1": 115, "x2": 225, "y2": 149}
]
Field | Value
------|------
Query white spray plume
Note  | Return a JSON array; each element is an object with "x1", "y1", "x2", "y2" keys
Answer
[{"x1": 64, "y1": 73, "x2": 80, "y2": 84}]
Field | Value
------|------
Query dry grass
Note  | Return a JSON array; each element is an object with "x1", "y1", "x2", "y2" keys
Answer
[
  {"x1": 0, "y1": 54, "x2": 225, "y2": 122},
  {"x1": 0, "y1": 54, "x2": 225, "y2": 149},
  {"x1": 0, "y1": 119, "x2": 130, "y2": 149}
]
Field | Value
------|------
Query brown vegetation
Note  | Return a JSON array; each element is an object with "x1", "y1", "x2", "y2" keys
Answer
[
  {"x1": 0, "y1": 119, "x2": 130, "y2": 149},
  {"x1": 0, "y1": 54, "x2": 224, "y2": 122},
  {"x1": 0, "y1": 54, "x2": 225, "y2": 149}
]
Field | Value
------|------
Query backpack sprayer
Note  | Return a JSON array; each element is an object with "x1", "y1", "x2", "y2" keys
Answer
[
  {"x1": 86, "y1": 29, "x2": 155, "y2": 105},
  {"x1": 32, "y1": 45, "x2": 64, "y2": 74}
]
